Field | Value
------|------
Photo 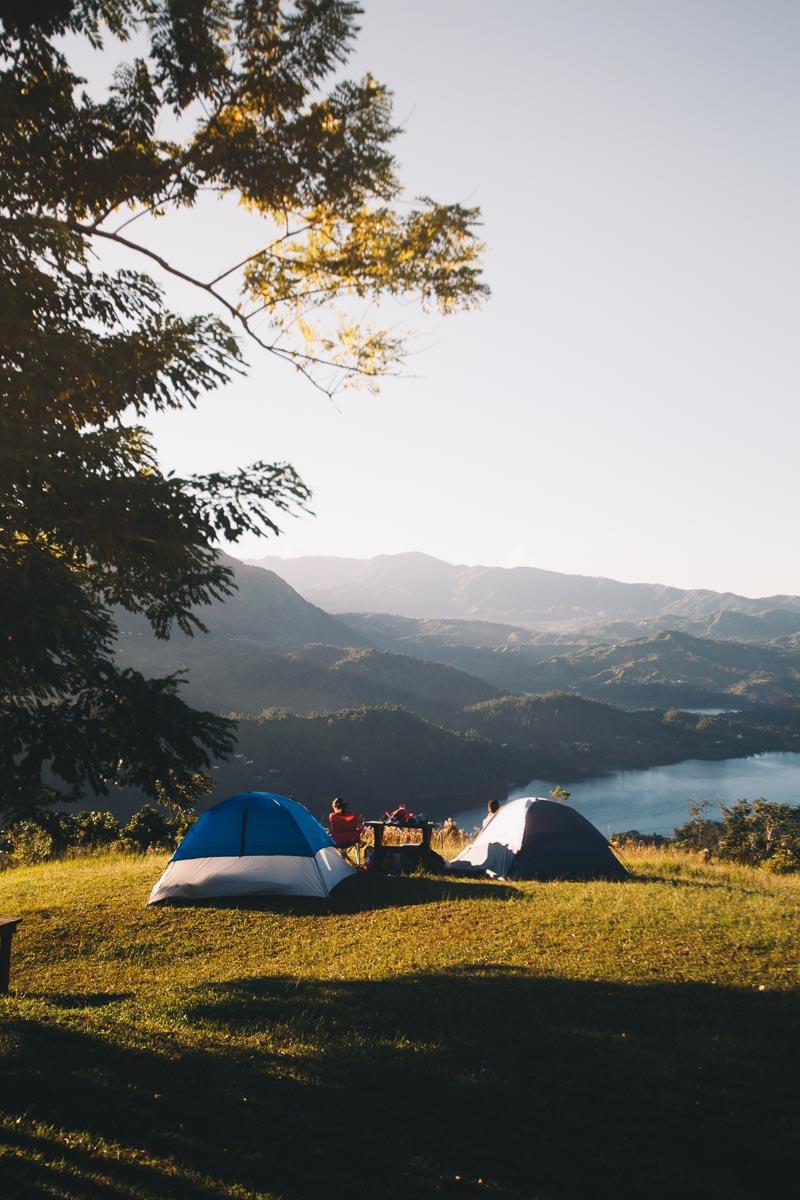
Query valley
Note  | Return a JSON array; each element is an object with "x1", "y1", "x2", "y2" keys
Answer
[{"x1": 107, "y1": 552, "x2": 800, "y2": 825}]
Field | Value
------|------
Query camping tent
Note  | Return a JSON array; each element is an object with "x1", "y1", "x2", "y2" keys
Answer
[
  {"x1": 148, "y1": 791, "x2": 355, "y2": 904},
  {"x1": 448, "y1": 796, "x2": 629, "y2": 881}
]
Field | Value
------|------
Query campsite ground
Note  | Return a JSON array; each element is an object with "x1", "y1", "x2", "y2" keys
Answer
[{"x1": 1, "y1": 851, "x2": 798, "y2": 1199}]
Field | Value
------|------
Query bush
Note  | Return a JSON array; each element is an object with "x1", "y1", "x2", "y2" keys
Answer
[
  {"x1": 716, "y1": 799, "x2": 800, "y2": 871},
  {"x1": 0, "y1": 804, "x2": 194, "y2": 868},
  {"x1": 66, "y1": 811, "x2": 121, "y2": 848},
  {"x1": 673, "y1": 799, "x2": 723, "y2": 854},
  {"x1": 4, "y1": 822, "x2": 56, "y2": 865},
  {"x1": 120, "y1": 806, "x2": 174, "y2": 853},
  {"x1": 169, "y1": 809, "x2": 198, "y2": 843},
  {"x1": 611, "y1": 830, "x2": 672, "y2": 848},
  {"x1": 674, "y1": 798, "x2": 800, "y2": 871}
]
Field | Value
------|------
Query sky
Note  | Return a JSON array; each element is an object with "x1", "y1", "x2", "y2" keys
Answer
[{"x1": 74, "y1": 1, "x2": 800, "y2": 597}]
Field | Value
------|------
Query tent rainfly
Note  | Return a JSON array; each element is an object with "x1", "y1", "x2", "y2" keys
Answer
[
  {"x1": 448, "y1": 796, "x2": 629, "y2": 881},
  {"x1": 148, "y1": 791, "x2": 355, "y2": 904}
]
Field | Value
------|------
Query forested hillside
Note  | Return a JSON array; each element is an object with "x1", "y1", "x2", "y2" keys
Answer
[{"x1": 339, "y1": 617, "x2": 800, "y2": 707}]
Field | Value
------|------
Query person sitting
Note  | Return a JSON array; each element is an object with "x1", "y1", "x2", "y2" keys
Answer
[
  {"x1": 384, "y1": 802, "x2": 414, "y2": 826},
  {"x1": 328, "y1": 796, "x2": 364, "y2": 864},
  {"x1": 481, "y1": 798, "x2": 500, "y2": 829}
]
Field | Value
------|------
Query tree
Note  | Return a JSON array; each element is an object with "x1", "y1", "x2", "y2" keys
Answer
[
  {"x1": 549, "y1": 784, "x2": 571, "y2": 804},
  {"x1": 0, "y1": 1, "x2": 487, "y2": 820}
]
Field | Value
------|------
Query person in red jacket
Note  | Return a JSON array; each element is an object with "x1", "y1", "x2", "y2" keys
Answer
[
  {"x1": 328, "y1": 796, "x2": 364, "y2": 863},
  {"x1": 384, "y1": 802, "x2": 417, "y2": 826}
]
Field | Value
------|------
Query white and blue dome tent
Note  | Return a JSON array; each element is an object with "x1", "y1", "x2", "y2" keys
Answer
[
  {"x1": 147, "y1": 792, "x2": 355, "y2": 904},
  {"x1": 448, "y1": 796, "x2": 629, "y2": 882}
]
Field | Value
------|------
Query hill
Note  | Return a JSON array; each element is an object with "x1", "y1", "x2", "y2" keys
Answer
[
  {"x1": 116, "y1": 552, "x2": 366, "y2": 664},
  {"x1": 2, "y1": 853, "x2": 798, "y2": 1199},
  {"x1": 250, "y1": 551, "x2": 800, "y2": 631},
  {"x1": 119, "y1": 635, "x2": 501, "y2": 721},
  {"x1": 209, "y1": 704, "x2": 519, "y2": 813},
  {"x1": 115, "y1": 555, "x2": 503, "y2": 719},
  {"x1": 524, "y1": 630, "x2": 800, "y2": 708},
  {"x1": 226, "y1": 644, "x2": 499, "y2": 722},
  {"x1": 113, "y1": 699, "x2": 799, "y2": 823},
  {"x1": 460, "y1": 693, "x2": 800, "y2": 778},
  {"x1": 336, "y1": 618, "x2": 800, "y2": 706}
]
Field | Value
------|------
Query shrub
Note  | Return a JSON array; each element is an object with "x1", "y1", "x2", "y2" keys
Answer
[
  {"x1": 716, "y1": 799, "x2": 800, "y2": 871},
  {"x1": 674, "y1": 798, "x2": 800, "y2": 871},
  {"x1": 169, "y1": 809, "x2": 198, "y2": 843},
  {"x1": 611, "y1": 830, "x2": 672, "y2": 849},
  {"x1": 66, "y1": 811, "x2": 121, "y2": 848},
  {"x1": 0, "y1": 804, "x2": 194, "y2": 867},
  {"x1": 6, "y1": 822, "x2": 56, "y2": 865},
  {"x1": 121, "y1": 806, "x2": 173, "y2": 853},
  {"x1": 673, "y1": 799, "x2": 724, "y2": 853}
]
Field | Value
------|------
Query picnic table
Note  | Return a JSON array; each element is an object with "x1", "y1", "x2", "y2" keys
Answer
[{"x1": 364, "y1": 820, "x2": 436, "y2": 872}]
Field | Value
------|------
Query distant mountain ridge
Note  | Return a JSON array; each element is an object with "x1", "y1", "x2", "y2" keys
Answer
[
  {"x1": 248, "y1": 552, "x2": 800, "y2": 632},
  {"x1": 115, "y1": 554, "x2": 502, "y2": 718}
]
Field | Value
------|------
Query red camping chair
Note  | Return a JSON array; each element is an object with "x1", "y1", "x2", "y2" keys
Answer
[{"x1": 329, "y1": 811, "x2": 364, "y2": 866}]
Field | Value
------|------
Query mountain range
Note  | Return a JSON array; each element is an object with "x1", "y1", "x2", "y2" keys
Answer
[
  {"x1": 249, "y1": 551, "x2": 800, "y2": 633},
  {"x1": 116, "y1": 553, "x2": 800, "y2": 716}
]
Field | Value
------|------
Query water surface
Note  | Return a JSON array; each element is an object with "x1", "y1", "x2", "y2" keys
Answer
[{"x1": 453, "y1": 752, "x2": 800, "y2": 838}]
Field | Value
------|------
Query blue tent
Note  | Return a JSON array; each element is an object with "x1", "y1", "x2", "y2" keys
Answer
[{"x1": 148, "y1": 792, "x2": 355, "y2": 903}]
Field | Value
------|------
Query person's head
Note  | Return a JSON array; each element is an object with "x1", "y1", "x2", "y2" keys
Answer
[
  {"x1": 332, "y1": 796, "x2": 347, "y2": 813},
  {"x1": 488, "y1": 799, "x2": 500, "y2": 814}
]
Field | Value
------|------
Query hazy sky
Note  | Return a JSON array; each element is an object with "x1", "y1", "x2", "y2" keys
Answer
[{"x1": 80, "y1": 1, "x2": 800, "y2": 596}]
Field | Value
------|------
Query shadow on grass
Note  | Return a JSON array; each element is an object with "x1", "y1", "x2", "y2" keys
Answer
[
  {"x1": 2, "y1": 969, "x2": 798, "y2": 1200},
  {"x1": 42, "y1": 992, "x2": 134, "y2": 1009},
  {"x1": 629, "y1": 872, "x2": 764, "y2": 894},
  {"x1": 161, "y1": 872, "x2": 520, "y2": 916}
]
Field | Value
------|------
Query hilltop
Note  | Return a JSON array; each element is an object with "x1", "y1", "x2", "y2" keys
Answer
[{"x1": 1, "y1": 852, "x2": 798, "y2": 1199}]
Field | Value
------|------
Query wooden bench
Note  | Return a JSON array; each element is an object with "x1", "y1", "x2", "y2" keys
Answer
[{"x1": 0, "y1": 917, "x2": 21, "y2": 994}]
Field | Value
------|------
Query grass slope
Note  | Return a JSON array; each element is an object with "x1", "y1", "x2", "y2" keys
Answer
[{"x1": 1, "y1": 853, "x2": 798, "y2": 1199}]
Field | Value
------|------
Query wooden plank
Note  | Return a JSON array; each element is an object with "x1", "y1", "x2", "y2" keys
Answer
[{"x1": 0, "y1": 917, "x2": 21, "y2": 995}]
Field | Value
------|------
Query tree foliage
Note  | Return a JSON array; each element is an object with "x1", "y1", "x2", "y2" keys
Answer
[
  {"x1": 0, "y1": 1, "x2": 487, "y2": 818},
  {"x1": 674, "y1": 798, "x2": 800, "y2": 872}
]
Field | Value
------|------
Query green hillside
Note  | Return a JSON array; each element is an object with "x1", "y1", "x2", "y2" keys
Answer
[
  {"x1": 1, "y1": 853, "x2": 798, "y2": 1199},
  {"x1": 115, "y1": 554, "x2": 369, "y2": 684},
  {"x1": 218, "y1": 704, "x2": 518, "y2": 813},
  {"x1": 338, "y1": 618, "x2": 800, "y2": 705},
  {"x1": 461, "y1": 693, "x2": 800, "y2": 777},
  {"x1": 123, "y1": 642, "x2": 500, "y2": 722},
  {"x1": 98, "y1": 698, "x2": 800, "y2": 823},
  {"x1": 528, "y1": 630, "x2": 800, "y2": 707}
]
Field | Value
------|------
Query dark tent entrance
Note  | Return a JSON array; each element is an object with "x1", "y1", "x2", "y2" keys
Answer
[{"x1": 449, "y1": 797, "x2": 629, "y2": 881}]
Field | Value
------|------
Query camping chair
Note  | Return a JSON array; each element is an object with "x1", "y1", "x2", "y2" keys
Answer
[{"x1": 329, "y1": 811, "x2": 364, "y2": 866}]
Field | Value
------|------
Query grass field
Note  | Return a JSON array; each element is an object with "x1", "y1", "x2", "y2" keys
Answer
[{"x1": 1, "y1": 850, "x2": 798, "y2": 1199}]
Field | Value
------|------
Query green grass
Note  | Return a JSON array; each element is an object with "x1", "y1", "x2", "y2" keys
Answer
[{"x1": 1, "y1": 851, "x2": 798, "y2": 1199}]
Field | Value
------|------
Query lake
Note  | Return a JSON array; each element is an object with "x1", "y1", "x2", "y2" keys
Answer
[{"x1": 452, "y1": 752, "x2": 800, "y2": 838}]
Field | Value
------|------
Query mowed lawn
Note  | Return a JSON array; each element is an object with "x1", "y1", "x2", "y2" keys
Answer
[{"x1": 1, "y1": 852, "x2": 798, "y2": 1200}]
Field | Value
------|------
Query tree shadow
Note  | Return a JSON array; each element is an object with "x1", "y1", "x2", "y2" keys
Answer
[
  {"x1": 630, "y1": 872, "x2": 763, "y2": 894},
  {"x1": 40, "y1": 992, "x2": 134, "y2": 1010},
  {"x1": 2, "y1": 970, "x2": 798, "y2": 1199}
]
